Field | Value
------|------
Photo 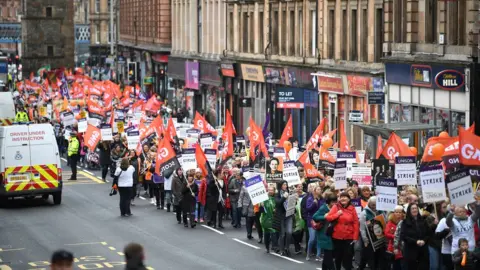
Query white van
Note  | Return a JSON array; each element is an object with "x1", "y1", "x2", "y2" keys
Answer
[
  {"x1": 0, "y1": 123, "x2": 62, "y2": 204},
  {"x1": 0, "y1": 92, "x2": 16, "y2": 126}
]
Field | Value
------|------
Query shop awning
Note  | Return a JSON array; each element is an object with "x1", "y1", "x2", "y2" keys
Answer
[{"x1": 351, "y1": 122, "x2": 442, "y2": 139}]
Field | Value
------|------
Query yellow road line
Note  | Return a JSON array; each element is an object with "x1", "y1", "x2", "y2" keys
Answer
[
  {"x1": 0, "y1": 265, "x2": 13, "y2": 270},
  {"x1": 101, "y1": 242, "x2": 108, "y2": 245},
  {"x1": 0, "y1": 248, "x2": 25, "y2": 252},
  {"x1": 77, "y1": 171, "x2": 104, "y2": 184},
  {"x1": 64, "y1": 242, "x2": 103, "y2": 246},
  {"x1": 117, "y1": 252, "x2": 124, "y2": 256},
  {"x1": 108, "y1": 247, "x2": 116, "y2": 251}
]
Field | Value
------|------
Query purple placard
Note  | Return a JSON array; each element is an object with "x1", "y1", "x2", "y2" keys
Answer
[
  {"x1": 274, "y1": 147, "x2": 286, "y2": 154},
  {"x1": 185, "y1": 61, "x2": 199, "y2": 90},
  {"x1": 351, "y1": 198, "x2": 361, "y2": 208},
  {"x1": 420, "y1": 164, "x2": 443, "y2": 173},
  {"x1": 200, "y1": 133, "x2": 213, "y2": 139},
  {"x1": 245, "y1": 175, "x2": 263, "y2": 188},
  {"x1": 182, "y1": 148, "x2": 195, "y2": 155},
  {"x1": 376, "y1": 178, "x2": 397, "y2": 188},
  {"x1": 127, "y1": 130, "x2": 140, "y2": 136},
  {"x1": 186, "y1": 128, "x2": 201, "y2": 134},
  {"x1": 337, "y1": 152, "x2": 356, "y2": 159},
  {"x1": 442, "y1": 154, "x2": 461, "y2": 170},
  {"x1": 204, "y1": 149, "x2": 217, "y2": 155},
  {"x1": 100, "y1": 124, "x2": 111, "y2": 129},
  {"x1": 335, "y1": 160, "x2": 347, "y2": 169},
  {"x1": 395, "y1": 156, "x2": 416, "y2": 164},
  {"x1": 446, "y1": 168, "x2": 470, "y2": 184}
]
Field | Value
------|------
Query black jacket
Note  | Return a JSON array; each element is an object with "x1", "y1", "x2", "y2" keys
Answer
[
  {"x1": 400, "y1": 215, "x2": 429, "y2": 260},
  {"x1": 452, "y1": 249, "x2": 480, "y2": 270},
  {"x1": 99, "y1": 144, "x2": 111, "y2": 166},
  {"x1": 206, "y1": 178, "x2": 226, "y2": 212},
  {"x1": 181, "y1": 181, "x2": 198, "y2": 210}
]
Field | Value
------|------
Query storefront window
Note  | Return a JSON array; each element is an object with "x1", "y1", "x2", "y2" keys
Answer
[
  {"x1": 436, "y1": 109, "x2": 449, "y2": 133},
  {"x1": 421, "y1": 107, "x2": 435, "y2": 141},
  {"x1": 401, "y1": 105, "x2": 411, "y2": 122},
  {"x1": 390, "y1": 103, "x2": 401, "y2": 123},
  {"x1": 451, "y1": 111, "x2": 465, "y2": 136}
]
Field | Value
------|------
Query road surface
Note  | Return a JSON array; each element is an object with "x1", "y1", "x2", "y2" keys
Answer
[{"x1": 0, "y1": 159, "x2": 325, "y2": 270}]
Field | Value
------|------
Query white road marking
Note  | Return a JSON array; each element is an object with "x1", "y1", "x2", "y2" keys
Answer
[
  {"x1": 83, "y1": 170, "x2": 94, "y2": 175},
  {"x1": 201, "y1": 225, "x2": 224, "y2": 235},
  {"x1": 64, "y1": 242, "x2": 102, "y2": 246},
  {"x1": 61, "y1": 158, "x2": 67, "y2": 162},
  {"x1": 108, "y1": 246, "x2": 116, "y2": 251},
  {"x1": 232, "y1": 238, "x2": 260, "y2": 249},
  {"x1": 271, "y1": 253, "x2": 304, "y2": 264},
  {"x1": 117, "y1": 252, "x2": 124, "y2": 256},
  {"x1": 139, "y1": 196, "x2": 146, "y2": 200}
]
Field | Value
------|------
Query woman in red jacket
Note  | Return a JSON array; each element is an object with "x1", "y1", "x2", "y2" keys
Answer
[
  {"x1": 326, "y1": 191, "x2": 359, "y2": 270},
  {"x1": 385, "y1": 205, "x2": 404, "y2": 270}
]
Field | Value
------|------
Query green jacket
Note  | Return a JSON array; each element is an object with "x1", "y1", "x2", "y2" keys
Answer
[
  {"x1": 294, "y1": 193, "x2": 306, "y2": 232},
  {"x1": 312, "y1": 204, "x2": 333, "y2": 250},
  {"x1": 15, "y1": 111, "x2": 29, "y2": 122},
  {"x1": 68, "y1": 137, "x2": 80, "y2": 157},
  {"x1": 260, "y1": 196, "x2": 276, "y2": 233}
]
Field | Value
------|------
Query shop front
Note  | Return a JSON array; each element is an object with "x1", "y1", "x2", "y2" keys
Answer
[
  {"x1": 276, "y1": 87, "x2": 318, "y2": 145},
  {"x1": 199, "y1": 61, "x2": 222, "y2": 126},
  {"x1": 385, "y1": 62, "x2": 470, "y2": 153},
  {"x1": 151, "y1": 53, "x2": 169, "y2": 97},
  {"x1": 220, "y1": 63, "x2": 236, "y2": 125},
  {"x1": 236, "y1": 63, "x2": 266, "y2": 132},
  {"x1": 316, "y1": 72, "x2": 384, "y2": 152}
]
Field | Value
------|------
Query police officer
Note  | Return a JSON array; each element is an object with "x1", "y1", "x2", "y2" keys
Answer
[
  {"x1": 68, "y1": 131, "x2": 80, "y2": 180},
  {"x1": 15, "y1": 107, "x2": 29, "y2": 123}
]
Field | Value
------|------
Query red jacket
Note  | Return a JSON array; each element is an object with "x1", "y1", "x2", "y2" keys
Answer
[
  {"x1": 198, "y1": 179, "x2": 207, "y2": 206},
  {"x1": 326, "y1": 203, "x2": 359, "y2": 241},
  {"x1": 385, "y1": 221, "x2": 403, "y2": 259}
]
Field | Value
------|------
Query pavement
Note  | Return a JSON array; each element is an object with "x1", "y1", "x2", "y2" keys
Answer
[{"x1": 0, "y1": 159, "x2": 325, "y2": 270}]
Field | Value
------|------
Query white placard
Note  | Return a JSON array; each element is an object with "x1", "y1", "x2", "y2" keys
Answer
[
  {"x1": 204, "y1": 149, "x2": 217, "y2": 170},
  {"x1": 244, "y1": 175, "x2": 269, "y2": 205},
  {"x1": 447, "y1": 169, "x2": 474, "y2": 206},
  {"x1": 395, "y1": 156, "x2": 417, "y2": 186},
  {"x1": 62, "y1": 112, "x2": 75, "y2": 127},
  {"x1": 127, "y1": 131, "x2": 140, "y2": 150},
  {"x1": 77, "y1": 118, "x2": 87, "y2": 133},
  {"x1": 180, "y1": 148, "x2": 196, "y2": 172},
  {"x1": 200, "y1": 133, "x2": 213, "y2": 150},
  {"x1": 334, "y1": 161, "x2": 348, "y2": 190},
  {"x1": 376, "y1": 178, "x2": 398, "y2": 211},
  {"x1": 352, "y1": 163, "x2": 373, "y2": 186},
  {"x1": 100, "y1": 125, "x2": 113, "y2": 141},
  {"x1": 282, "y1": 161, "x2": 301, "y2": 186},
  {"x1": 285, "y1": 193, "x2": 298, "y2": 217},
  {"x1": 337, "y1": 152, "x2": 356, "y2": 178},
  {"x1": 420, "y1": 165, "x2": 447, "y2": 203}
]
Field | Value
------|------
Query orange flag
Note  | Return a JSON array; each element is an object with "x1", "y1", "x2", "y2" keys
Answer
[
  {"x1": 319, "y1": 146, "x2": 336, "y2": 163},
  {"x1": 421, "y1": 136, "x2": 458, "y2": 162},
  {"x1": 225, "y1": 109, "x2": 237, "y2": 135},
  {"x1": 165, "y1": 117, "x2": 178, "y2": 143},
  {"x1": 466, "y1": 123, "x2": 475, "y2": 133},
  {"x1": 376, "y1": 135, "x2": 383, "y2": 159},
  {"x1": 278, "y1": 115, "x2": 293, "y2": 146},
  {"x1": 84, "y1": 125, "x2": 101, "y2": 152},
  {"x1": 220, "y1": 113, "x2": 234, "y2": 162},
  {"x1": 155, "y1": 139, "x2": 178, "y2": 176},
  {"x1": 195, "y1": 144, "x2": 209, "y2": 177},
  {"x1": 380, "y1": 133, "x2": 414, "y2": 160},
  {"x1": 459, "y1": 127, "x2": 480, "y2": 166},
  {"x1": 339, "y1": 120, "x2": 350, "y2": 151},
  {"x1": 194, "y1": 112, "x2": 218, "y2": 136},
  {"x1": 306, "y1": 118, "x2": 327, "y2": 149}
]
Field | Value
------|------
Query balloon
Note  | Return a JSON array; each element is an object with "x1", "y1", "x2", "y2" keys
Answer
[
  {"x1": 409, "y1": 146, "x2": 418, "y2": 157},
  {"x1": 322, "y1": 137, "x2": 334, "y2": 148},
  {"x1": 439, "y1": 131, "x2": 449, "y2": 138},
  {"x1": 245, "y1": 127, "x2": 250, "y2": 137},
  {"x1": 283, "y1": 141, "x2": 292, "y2": 154},
  {"x1": 432, "y1": 143, "x2": 445, "y2": 159}
]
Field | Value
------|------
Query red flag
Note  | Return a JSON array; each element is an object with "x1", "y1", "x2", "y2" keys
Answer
[
  {"x1": 376, "y1": 135, "x2": 383, "y2": 159},
  {"x1": 278, "y1": 115, "x2": 293, "y2": 147},
  {"x1": 467, "y1": 123, "x2": 475, "y2": 133},
  {"x1": 226, "y1": 109, "x2": 237, "y2": 135},
  {"x1": 249, "y1": 118, "x2": 269, "y2": 161},
  {"x1": 306, "y1": 118, "x2": 327, "y2": 149},
  {"x1": 339, "y1": 120, "x2": 350, "y2": 151},
  {"x1": 421, "y1": 136, "x2": 458, "y2": 162},
  {"x1": 297, "y1": 148, "x2": 310, "y2": 166},
  {"x1": 319, "y1": 146, "x2": 336, "y2": 163},
  {"x1": 144, "y1": 96, "x2": 163, "y2": 113},
  {"x1": 381, "y1": 133, "x2": 414, "y2": 160},
  {"x1": 165, "y1": 117, "x2": 178, "y2": 143},
  {"x1": 459, "y1": 127, "x2": 480, "y2": 166},
  {"x1": 195, "y1": 144, "x2": 209, "y2": 177},
  {"x1": 220, "y1": 113, "x2": 234, "y2": 162}
]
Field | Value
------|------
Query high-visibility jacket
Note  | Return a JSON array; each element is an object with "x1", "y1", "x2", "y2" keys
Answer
[
  {"x1": 68, "y1": 137, "x2": 80, "y2": 157},
  {"x1": 15, "y1": 111, "x2": 29, "y2": 122}
]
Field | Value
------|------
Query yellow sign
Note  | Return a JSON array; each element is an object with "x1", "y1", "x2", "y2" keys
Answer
[
  {"x1": 39, "y1": 106, "x2": 47, "y2": 117},
  {"x1": 117, "y1": 121, "x2": 124, "y2": 133},
  {"x1": 240, "y1": 64, "x2": 265, "y2": 82},
  {"x1": 79, "y1": 111, "x2": 87, "y2": 119}
]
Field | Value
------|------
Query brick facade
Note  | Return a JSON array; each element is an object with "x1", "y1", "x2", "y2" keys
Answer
[
  {"x1": 21, "y1": 0, "x2": 75, "y2": 75},
  {"x1": 0, "y1": 0, "x2": 21, "y2": 53}
]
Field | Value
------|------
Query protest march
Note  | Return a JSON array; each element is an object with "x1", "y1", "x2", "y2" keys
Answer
[{"x1": 9, "y1": 67, "x2": 480, "y2": 270}]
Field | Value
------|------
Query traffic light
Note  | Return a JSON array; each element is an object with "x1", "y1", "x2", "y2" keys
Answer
[
  {"x1": 128, "y1": 62, "x2": 137, "y2": 83},
  {"x1": 159, "y1": 68, "x2": 165, "y2": 79},
  {"x1": 15, "y1": 55, "x2": 19, "y2": 65}
]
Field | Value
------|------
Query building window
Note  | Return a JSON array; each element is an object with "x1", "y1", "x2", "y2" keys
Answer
[
  {"x1": 108, "y1": 23, "x2": 111, "y2": 43},
  {"x1": 95, "y1": 24, "x2": 100, "y2": 44},
  {"x1": 198, "y1": 5, "x2": 202, "y2": 53},
  {"x1": 259, "y1": 12, "x2": 264, "y2": 53},
  {"x1": 95, "y1": 0, "x2": 100, "y2": 13},
  {"x1": 46, "y1": 7, "x2": 52, "y2": 17},
  {"x1": 47, "y1": 46, "x2": 54, "y2": 57},
  {"x1": 311, "y1": 10, "x2": 316, "y2": 57},
  {"x1": 328, "y1": 9, "x2": 334, "y2": 59},
  {"x1": 374, "y1": 8, "x2": 384, "y2": 62},
  {"x1": 351, "y1": 9, "x2": 357, "y2": 61}
]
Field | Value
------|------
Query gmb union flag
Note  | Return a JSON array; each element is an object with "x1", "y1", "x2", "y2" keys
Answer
[{"x1": 155, "y1": 139, "x2": 180, "y2": 178}]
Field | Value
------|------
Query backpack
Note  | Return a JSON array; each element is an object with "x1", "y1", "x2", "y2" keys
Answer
[{"x1": 300, "y1": 194, "x2": 308, "y2": 220}]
